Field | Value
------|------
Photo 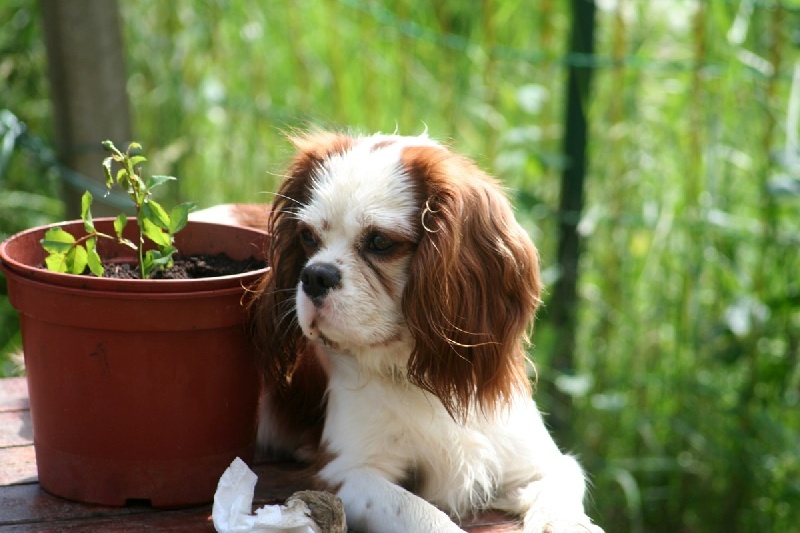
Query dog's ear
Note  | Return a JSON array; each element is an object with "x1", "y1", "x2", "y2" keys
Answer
[
  {"x1": 401, "y1": 145, "x2": 541, "y2": 421},
  {"x1": 249, "y1": 131, "x2": 355, "y2": 388}
]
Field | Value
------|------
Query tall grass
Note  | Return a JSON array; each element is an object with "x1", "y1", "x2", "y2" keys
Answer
[{"x1": 1, "y1": 1, "x2": 799, "y2": 531}]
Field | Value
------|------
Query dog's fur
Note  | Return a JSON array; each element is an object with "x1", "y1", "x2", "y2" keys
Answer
[{"x1": 193, "y1": 131, "x2": 601, "y2": 532}]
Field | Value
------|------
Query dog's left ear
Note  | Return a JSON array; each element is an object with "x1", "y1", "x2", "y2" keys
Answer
[
  {"x1": 249, "y1": 130, "x2": 356, "y2": 389},
  {"x1": 401, "y1": 145, "x2": 542, "y2": 421}
]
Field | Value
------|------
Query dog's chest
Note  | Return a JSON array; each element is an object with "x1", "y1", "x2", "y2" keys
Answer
[{"x1": 325, "y1": 371, "x2": 504, "y2": 511}]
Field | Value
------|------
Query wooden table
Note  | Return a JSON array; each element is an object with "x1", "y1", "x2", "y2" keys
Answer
[{"x1": 0, "y1": 377, "x2": 518, "y2": 532}]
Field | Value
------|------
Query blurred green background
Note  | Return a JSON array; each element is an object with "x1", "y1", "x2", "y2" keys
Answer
[{"x1": 1, "y1": 1, "x2": 799, "y2": 531}]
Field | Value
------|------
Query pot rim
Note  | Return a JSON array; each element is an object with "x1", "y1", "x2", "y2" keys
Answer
[{"x1": 0, "y1": 218, "x2": 270, "y2": 293}]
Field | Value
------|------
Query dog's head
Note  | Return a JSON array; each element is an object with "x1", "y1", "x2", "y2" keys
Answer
[{"x1": 252, "y1": 131, "x2": 541, "y2": 419}]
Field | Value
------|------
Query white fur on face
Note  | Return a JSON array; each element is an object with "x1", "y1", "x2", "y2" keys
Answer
[{"x1": 294, "y1": 135, "x2": 434, "y2": 356}]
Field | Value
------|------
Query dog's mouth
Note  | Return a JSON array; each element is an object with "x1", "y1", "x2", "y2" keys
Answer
[
  {"x1": 297, "y1": 292, "x2": 407, "y2": 354},
  {"x1": 305, "y1": 318, "x2": 341, "y2": 350}
]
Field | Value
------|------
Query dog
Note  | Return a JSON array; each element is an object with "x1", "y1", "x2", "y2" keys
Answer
[{"x1": 193, "y1": 130, "x2": 602, "y2": 533}]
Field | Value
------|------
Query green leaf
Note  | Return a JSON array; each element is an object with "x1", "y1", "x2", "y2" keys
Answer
[
  {"x1": 81, "y1": 191, "x2": 92, "y2": 218},
  {"x1": 141, "y1": 250, "x2": 155, "y2": 279},
  {"x1": 127, "y1": 141, "x2": 142, "y2": 153},
  {"x1": 141, "y1": 217, "x2": 172, "y2": 247},
  {"x1": 85, "y1": 238, "x2": 104, "y2": 277},
  {"x1": 44, "y1": 253, "x2": 68, "y2": 273},
  {"x1": 41, "y1": 227, "x2": 76, "y2": 253},
  {"x1": 128, "y1": 155, "x2": 147, "y2": 168},
  {"x1": 142, "y1": 200, "x2": 171, "y2": 230},
  {"x1": 169, "y1": 202, "x2": 194, "y2": 234},
  {"x1": 81, "y1": 191, "x2": 95, "y2": 233},
  {"x1": 102, "y1": 140, "x2": 125, "y2": 162},
  {"x1": 113, "y1": 213, "x2": 127, "y2": 240},
  {"x1": 141, "y1": 248, "x2": 176, "y2": 278},
  {"x1": 102, "y1": 157, "x2": 114, "y2": 187},
  {"x1": 42, "y1": 227, "x2": 76, "y2": 244},
  {"x1": 147, "y1": 175, "x2": 176, "y2": 190},
  {"x1": 67, "y1": 244, "x2": 88, "y2": 275},
  {"x1": 116, "y1": 167, "x2": 131, "y2": 193},
  {"x1": 158, "y1": 246, "x2": 176, "y2": 262},
  {"x1": 145, "y1": 248, "x2": 175, "y2": 274},
  {"x1": 147, "y1": 249, "x2": 171, "y2": 265}
]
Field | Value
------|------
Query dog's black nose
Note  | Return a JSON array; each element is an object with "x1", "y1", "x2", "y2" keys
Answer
[{"x1": 300, "y1": 262, "x2": 342, "y2": 302}]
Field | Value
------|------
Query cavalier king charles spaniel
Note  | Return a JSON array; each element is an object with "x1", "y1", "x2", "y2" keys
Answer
[{"x1": 194, "y1": 131, "x2": 602, "y2": 533}]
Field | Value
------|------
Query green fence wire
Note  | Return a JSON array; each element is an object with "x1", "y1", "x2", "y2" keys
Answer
[
  {"x1": 0, "y1": 110, "x2": 132, "y2": 211},
  {"x1": 341, "y1": 0, "x2": 800, "y2": 79}
]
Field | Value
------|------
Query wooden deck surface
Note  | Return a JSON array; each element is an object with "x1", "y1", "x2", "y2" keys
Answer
[{"x1": 0, "y1": 377, "x2": 519, "y2": 532}]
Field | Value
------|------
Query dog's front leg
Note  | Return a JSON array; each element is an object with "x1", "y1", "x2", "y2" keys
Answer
[{"x1": 331, "y1": 468, "x2": 465, "y2": 533}]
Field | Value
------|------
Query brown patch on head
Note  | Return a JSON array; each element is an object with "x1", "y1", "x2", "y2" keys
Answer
[
  {"x1": 399, "y1": 144, "x2": 541, "y2": 421},
  {"x1": 248, "y1": 131, "x2": 355, "y2": 390},
  {"x1": 287, "y1": 130, "x2": 356, "y2": 179},
  {"x1": 369, "y1": 138, "x2": 397, "y2": 152}
]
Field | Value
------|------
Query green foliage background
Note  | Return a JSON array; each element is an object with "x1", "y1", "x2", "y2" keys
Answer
[{"x1": 1, "y1": 1, "x2": 799, "y2": 531}]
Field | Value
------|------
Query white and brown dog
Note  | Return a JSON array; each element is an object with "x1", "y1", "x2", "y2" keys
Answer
[{"x1": 193, "y1": 131, "x2": 602, "y2": 533}]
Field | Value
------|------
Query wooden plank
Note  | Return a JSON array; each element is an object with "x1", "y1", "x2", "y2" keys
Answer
[
  {"x1": 0, "y1": 483, "x2": 156, "y2": 527},
  {"x1": 0, "y1": 446, "x2": 37, "y2": 486},
  {"x1": 0, "y1": 506, "x2": 214, "y2": 532},
  {"x1": 0, "y1": 411, "x2": 32, "y2": 449},
  {"x1": 0, "y1": 462, "x2": 305, "y2": 526},
  {"x1": 0, "y1": 378, "x2": 28, "y2": 413}
]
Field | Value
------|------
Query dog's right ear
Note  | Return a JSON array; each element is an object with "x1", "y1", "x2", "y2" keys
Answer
[
  {"x1": 400, "y1": 145, "x2": 540, "y2": 421},
  {"x1": 248, "y1": 131, "x2": 355, "y2": 388}
]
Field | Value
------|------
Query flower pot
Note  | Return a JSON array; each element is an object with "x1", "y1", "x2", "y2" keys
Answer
[{"x1": 0, "y1": 219, "x2": 268, "y2": 508}]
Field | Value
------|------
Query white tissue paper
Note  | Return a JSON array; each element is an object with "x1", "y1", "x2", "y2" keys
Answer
[{"x1": 212, "y1": 457, "x2": 319, "y2": 533}]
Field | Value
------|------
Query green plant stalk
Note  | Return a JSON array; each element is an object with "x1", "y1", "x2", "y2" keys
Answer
[
  {"x1": 103, "y1": 140, "x2": 147, "y2": 279},
  {"x1": 128, "y1": 158, "x2": 147, "y2": 279}
]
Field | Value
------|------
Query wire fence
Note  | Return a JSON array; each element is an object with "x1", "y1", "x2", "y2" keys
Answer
[
  {"x1": 0, "y1": 111, "x2": 133, "y2": 211},
  {"x1": 341, "y1": 0, "x2": 800, "y2": 78}
]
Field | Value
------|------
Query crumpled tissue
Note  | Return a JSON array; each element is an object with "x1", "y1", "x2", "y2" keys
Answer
[{"x1": 212, "y1": 457, "x2": 319, "y2": 533}]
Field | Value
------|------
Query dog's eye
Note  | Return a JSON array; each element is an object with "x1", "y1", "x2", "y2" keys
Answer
[
  {"x1": 300, "y1": 228, "x2": 318, "y2": 249},
  {"x1": 367, "y1": 233, "x2": 395, "y2": 254}
]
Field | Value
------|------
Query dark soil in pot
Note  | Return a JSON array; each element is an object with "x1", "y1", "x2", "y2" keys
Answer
[{"x1": 99, "y1": 253, "x2": 267, "y2": 279}]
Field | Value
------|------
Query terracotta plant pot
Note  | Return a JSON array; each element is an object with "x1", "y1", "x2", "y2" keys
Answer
[{"x1": 0, "y1": 219, "x2": 268, "y2": 507}]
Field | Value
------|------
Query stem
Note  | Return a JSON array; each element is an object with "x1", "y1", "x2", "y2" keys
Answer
[
  {"x1": 128, "y1": 166, "x2": 147, "y2": 279},
  {"x1": 138, "y1": 228, "x2": 145, "y2": 279},
  {"x1": 74, "y1": 231, "x2": 110, "y2": 246},
  {"x1": 135, "y1": 201, "x2": 146, "y2": 279}
]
